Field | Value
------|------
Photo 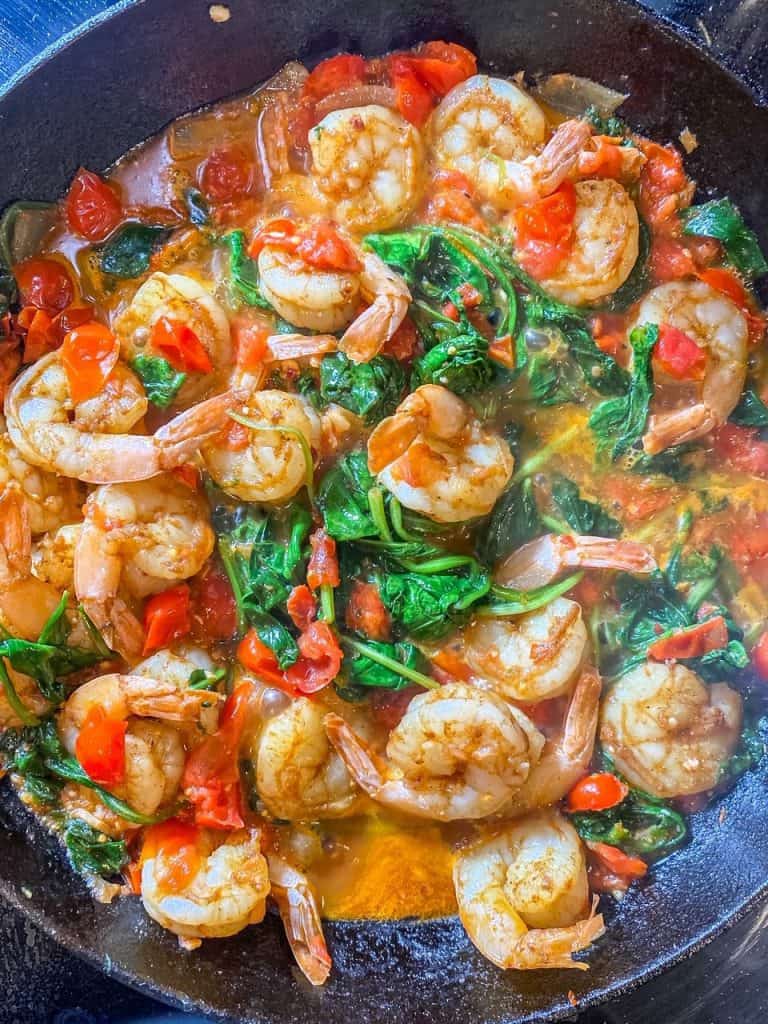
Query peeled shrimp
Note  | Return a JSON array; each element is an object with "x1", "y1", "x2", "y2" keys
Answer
[
  {"x1": 430, "y1": 76, "x2": 591, "y2": 210},
  {"x1": 113, "y1": 271, "x2": 232, "y2": 407},
  {"x1": 0, "y1": 423, "x2": 83, "y2": 535},
  {"x1": 325, "y1": 682, "x2": 544, "y2": 821},
  {"x1": 4, "y1": 351, "x2": 239, "y2": 484},
  {"x1": 31, "y1": 523, "x2": 81, "y2": 591},
  {"x1": 634, "y1": 281, "x2": 749, "y2": 454},
  {"x1": 495, "y1": 533, "x2": 656, "y2": 590},
  {"x1": 462, "y1": 597, "x2": 588, "y2": 703},
  {"x1": 267, "y1": 854, "x2": 332, "y2": 986},
  {"x1": 202, "y1": 390, "x2": 319, "y2": 503},
  {"x1": 523, "y1": 178, "x2": 639, "y2": 305},
  {"x1": 309, "y1": 105, "x2": 425, "y2": 233},
  {"x1": 368, "y1": 385, "x2": 514, "y2": 523},
  {"x1": 454, "y1": 810, "x2": 604, "y2": 970},
  {"x1": 141, "y1": 827, "x2": 270, "y2": 942},
  {"x1": 600, "y1": 661, "x2": 742, "y2": 797}
]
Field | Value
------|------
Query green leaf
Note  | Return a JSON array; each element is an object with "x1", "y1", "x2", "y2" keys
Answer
[
  {"x1": 589, "y1": 323, "x2": 658, "y2": 460},
  {"x1": 346, "y1": 639, "x2": 426, "y2": 690},
  {"x1": 682, "y1": 198, "x2": 768, "y2": 278},
  {"x1": 253, "y1": 613, "x2": 299, "y2": 669},
  {"x1": 730, "y1": 389, "x2": 768, "y2": 428},
  {"x1": 319, "y1": 352, "x2": 405, "y2": 424},
  {"x1": 551, "y1": 474, "x2": 622, "y2": 537},
  {"x1": 364, "y1": 231, "x2": 427, "y2": 283},
  {"x1": 99, "y1": 223, "x2": 170, "y2": 278},
  {"x1": 584, "y1": 105, "x2": 628, "y2": 137},
  {"x1": 317, "y1": 450, "x2": 379, "y2": 541},
  {"x1": 184, "y1": 187, "x2": 210, "y2": 226},
  {"x1": 188, "y1": 666, "x2": 228, "y2": 690},
  {"x1": 571, "y1": 784, "x2": 687, "y2": 858},
  {"x1": 130, "y1": 354, "x2": 187, "y2": 408},
  {"x1": 379, "y1": 567, "x2": 490, "y2": 640},
  {"x1": 62, "y1": 817, "x2": 128, "y2": 878},
  {"x1": 225, "y1": 230, "x2": 272, "y2": 308},
  {"x1": 411, "y1": 333, "x2": 495, "y2": 395},
  {"x1": 479, "y1": 478, "x2": 543, "y2": 564}
]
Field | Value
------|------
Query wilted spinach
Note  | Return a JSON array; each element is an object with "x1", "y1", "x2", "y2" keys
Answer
[
  {"x1": 589, "y1": 323, "x2": 658, "y2": 460},
  {"x1": 130, "y1": 354, "x2": 186, "y2": 408},
  {"x1": 319, "y1": 352, "x2": 404, "y2": 424},
  {"x1": 551, "y1": 474, "x2": 622, "y2": 537},
  {"x1": 99, "y1": 223, "x2": 170, "y2": 278},
  {"x1": 682, "y1": 198, "x2": 768, "y2": 278}
]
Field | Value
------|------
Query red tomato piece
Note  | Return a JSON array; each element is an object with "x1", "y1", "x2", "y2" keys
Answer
[
  {"x1": 648, "y1": 235, "x2": 695, "y2": 283},
  {"x1": 190, "y1": 562, "x2": 238, "y2": 642},
  {"x1": 295, "y1": 220, "x2": 362, "y2": 272},
  {"x1": 382, "y1": 315, "x2": 419, "y2": 362},
  {"x1": 752, "y1": 631, "x2": 768, "y2": 681},
  {"x1": 247, "y1": 218, "x2": 299, "y2": 258},
  {"x1": 140, "y1": 819, "x2": 202, "y2": 893},
  {"x1": 457, "y1": 282, "x2": 482, "y2": 308},
  {"x1": 648, "y1": 616, "x2": 728, "y2": 661},
  {"x1": 143, "y1": 584, "x2": 192, "y2": 656},
  {"x1": 652, "y1": 323, "x2": 707, "y2": 381},
  {"x1": 425, "y1": 187, "x2": 487, "y2": 232},
  {"x1": 344, "y1": 580, "x2": 391, "y2": 641},
  {"x1": 151, "y1": 315, "x2": 213, "y2": 374},
  {"x1": 637, "y1": 140, "x2": 689, "y2": 229},
  {"x1": 237, "y1": 630, "x2": 298, "y2": 694},
  {"x1": 49, "y1": 304, "x2": 94, "y2": 344},
  {"x1": 370, "y1": 684, "x2": 421, "y2": 730},
  {"x1": 442, "y1": 300, "x2": 460, "y2": 322},
  {"x1": 713, "y1": 423, "x2": 768, "y2": 478},
  {"x1": 287, "y1": 584, "x2": 318, "y2": 631},
  {"x1": 75, "y1": 705, "x2": 127, "y2": 787},
  {"x1": 307, "y1": 529, "x2": 340, "y2": 590},
  {"x1": 577, "y1": 136, "x2": 626, "y2": 180},
  {"x1": 602, "y1": 475, "x2": 677, "y2": 522},
  {"x1": 390, "y1": 57, "x2": 434, "y2": 126},
  {"x1": 66, "y1": 168, "x2": 123, "y2": 242},
  {"x1": 14, "y1": 258, "x2": 74, "y2": 313},
  {"x1": 233, "y1": 321, "x2": 269, "y2": 371},
  {"x1": 285, "y1": 621, "x2": 343, "y2": 694},
  {"x1": 408, "y1": 41, "x2": 477, "y2": 95},
  {"x1": 18, "y1": 307, "x2": 54, "y2": 363},
  {"x1": 199, "y1": 147, "x2": 253, "y2": 202},
  {"x1": 567, "y1": 772, "x2": 629, "y2": 813},
  {"x1": 587, "y1": 841, "x2": 647, "y2": 893},
  {"x1": 512, "y1": 182, "x2": 577, "y2": 278},
  {"x1": 60, "y1": 321, "x2": 120, "y2": 404},
  {"x1": 303, "y1": 54, "x2": 367, "y2": 101},
  {"x1": 488, "y1": 335, "x2": 515, "y2": 369},
  {"x1": 698, "y1": 267, "x2": 765, "y2": 347}
]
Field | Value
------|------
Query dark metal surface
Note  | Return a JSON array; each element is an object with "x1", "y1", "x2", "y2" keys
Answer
[{"x1": 0, "y1": 1, "x2": 767, "y2": 1022}]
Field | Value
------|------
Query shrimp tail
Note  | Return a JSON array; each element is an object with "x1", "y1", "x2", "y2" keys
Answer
[
  {"x1": 497, "y1": 534, "x2": 656, "y2": 589},
  {"x1": 502, "y1": 903, "x2": 605, "y2": 971},
  {"x1": 266, "y1": 334, "x2": 339, "y2": 361},
  {"x1": 561, "y1": 666, "x2": 601, "y2": 763},
  {"x1": 0, "y1": 486, "x2": 31, "y2": 583},
  {"x1": 534, "y1": 118, "x2": 593, "y2": 195},
  {"x1": 643, "y1": 403, "x2": 716, "y2": 455},
  {"x1": 268, "y1": 855, "x2": 332, "y2": 987},
  {"x1": 323, "y1": 713, "x2": 387, "y2": 795},
  {"x1": 120, "y1": 675, "x2": 224, "y2": 721},
  {"x1": 339, "y1": 253, "x2": 411, "y2": 364},
  {"x1": 154, "y1": 388, "x2": 246, "y2": 468}
]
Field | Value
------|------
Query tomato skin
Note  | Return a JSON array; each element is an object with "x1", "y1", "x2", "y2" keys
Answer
[
  {"x1": 648, "y1": 616, "x2": 728, "y2": 661},
  {"x1": 390, "y1": 58, "x2": 434, "y2": 126},
  {"x1": 577, "y1": 136, "x2": 625, "y2": 179},
  {"x1": 345, "y1": 580, "x2": 391, "y2": 641},
  {"x1": 587, "y1": 841, "x2": 647, "y2": 892},
  {"x1": 382, "y1": 315, "x2": 419, "y2": 362},
  {"x1": 303, "y1": 54, "x2": 367, "y2": 101},
  {"x1": 602, "y1": 475, "x2": 677, "y2": 522},
  {"x1": 512, "y1": 182, "x2": 577, "y2": 279},
  {"x1": 409, "y1": 41, "x2": 477, "y2": 95},
  {"x1": 698, "y1": 267, "x2": 765, "y2": 347},
  {"x1": 370, "y1": 685, "x2": 421, "y2": 730},
  {"x1": 648, "y1": 235, "x2": 695, "y2": 283},
  {"x1": 75, "y1": 705, "x2": 127, "y2": 787},
  {"x1": 307, "y1": 529, "x2": 340, "y2": 590},
  {"x1": 232, "y1": 318, "x2": 269, "y2": 370},
  {"x1": 752, "y1": 631, "x2": 768, "y2": 680},
  {"x1": 151, "y1": 315, "x2": 213, "y2": 374},
  {"x1": 425, "y1": 187, "x2": 487, "y2": 232},
  {"x1": 14, "y1": 258, "x2": 74, "y2": 313},
  {"x1": 567, "y1": 772, "x2": 628, "y2": 812},
  {"x1": 285, "y1": 620, "x2": 343, "y2": 694},
  {"x1": 652, "y1": 323, "x2": 707, "y2": 381},
  {"x1": 287, "y1": 584, "x2": 318, "y2": 631},
  {"x1": 237, "y1": 630, "x2": 298, "y2": 694},
  {"x1": 713, "y1": 423, "x2": 768, "y2": 478},
  {"x1": 66, "y1": 168, "x2": 123, "y2": 242},
  {"x1": 190, "y1": 562, "x2": 238, "y2": 642},
  {"x1": 637, "y1": 140, "x2": 689, "y2": 229},
  {"x1": 140, "y1": 820, "x2": 202, "y2": 893},
  {"x1": 199, "y1": 147, "x2": 253, "y2": 202},
  {"x1": 143, "y1": 584, "x2": 192, "y2": 656},
  {"x1": 60, "y1": 321, "x2": 120, "y2": 404},
  {"x1": 249, "y1": 218, "x2": 361, "y2": 272}
]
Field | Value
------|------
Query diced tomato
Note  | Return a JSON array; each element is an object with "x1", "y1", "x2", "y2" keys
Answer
[
  {"x1": 488, "y1": 335, "x2": 515, "y2": 369},
  {"x1": 285, "y1": 620, "x2": 343, "y2": 694},
  {"x1": 751, "y1": 630, "x2": 768, "y2": 680},
  {"x1": 389, "y1": 57, "x2": 434, "y2": 126},
  {"x1": 652, "y1": 323, "x2": 707, "y2": 381},
  {"x1": 577, "y1": 136, "x2": 626, "y2": 180},
  {"x1": 407, "y1": 41, "x2": 477, "y2": 96},
  {"x1": 713, "y1": 423, "x2": 768, "y2": 478},
  {"x1": 345, "y1": 580, "x2": 391, "y2": 641},
  {"x1": 66, "y1": 168, "x2": 123, "y2": 242},
  {"x1": 429, "y1": 645, "x2": 472, "y2": 682},
  {"x1": 140, "y1": 819, "x2": 202, "y2": 892},
  {"x1": 151, "y1": 315, "x2": 213, "y2": 375},
  {"x1": 220, "y1": 418, "x2": 251, "y2": 452},
  {"x1": 698, "y1": 267, "x2": 766, "y2": 347},
  {"x1": 637, "y1": 140, "x2": 690, "y2": 230},
  {"x1": 17, "y1": 306, "x2": 54, "y2": 363},
  {"x1": 424, "y1": 187, "x2": 487, "y2": 232},
  {"x1": 199, "y1": 147, "x2": 253, "y2": 202},
  {"x1": 571, "y1": 574, "x2": 606, "y2": 610},
  {"x1": 648, "y1": 616, "x2": 728, "y2": 661},
  {"x1": 190, "y1": 562, "x2": 238, "y2": 642},
  {"x1": 171, "y1": 463, "x2": 200, "y2": 490},
  {"x1": 143, "y1": 584, "x2": 191, "y2": 655},
  {"x1": 602, "y1": 475, "x2": 677, "y2": 522},
  {"x1": 237, "y1": 630, "x2": 298, "y2": 694},
  {"x1": 442, "y1": 300, "x2": 460, "y2": 322},
  {"x1": 512, "y1": 182, "x2": 577, "y2": 279},
  {"x1": 60, "y1": 321, "x2": 120, "y2": 404},
  {"x1": 587, "y1": 841, "x2": 647, "y2": 892},
  {"x1": 382, "y1": 315, "x2": 419, "y2": 362},
  {"x1": 233, "y1": 320, "x2": 269, "y2": 370},
  {"x1": 307, "y1": 529, "x2": 340, "y2": 590},
  {"x1": 525, "y1": 697, "x2": 566, "y2": 733},
  {"x1": 75, "y1": 705, "x2": 127, "y2": 787},
  {"x1": 457, "y1": 282, "x2": 482, "y2": 308},
  {"x1": 287, "y1": 584, "x2": 318, "y2": 631},
  {"x1": 302, "y1": 54, "x2": 367, "y2": 101},
  {"x1": 591, "y1": 313, "x2": 628, "y2": 363},
  {"x1": 370, "y1": 684, "x2": 421, "y2": 730},
  {"x1": 249, "y1": 218, "x2": 361, "y2": 272},
  {"x1": 567, "y1": 772, "x2": 628, "y2": 812},
  {"x1": 14, "y1": 258, "x2": 74, "y2": 313},
  {"x1": 649, "y1": 235, "x2": 695, "y2": 283}
]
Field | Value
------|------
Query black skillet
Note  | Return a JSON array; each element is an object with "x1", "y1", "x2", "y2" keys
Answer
[{"x1": 0, "y1": 1, "x2": 767, "y2": 1020}]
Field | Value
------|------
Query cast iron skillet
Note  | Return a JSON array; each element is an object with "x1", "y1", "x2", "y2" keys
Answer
[{"x1": 0, "y1": 1, "x2": 767, "y2": 1021}]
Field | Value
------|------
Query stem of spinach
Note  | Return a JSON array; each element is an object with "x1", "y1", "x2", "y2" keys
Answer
[
  {"x1": 479, "y1": 572, "x2": 584, "y2": 618},
  {"x1": 511, "y1": 425, "x2": 580, "y2": 483},
  {"x1": 342, "y1": 636, "x2": 440, "y2": 690}
]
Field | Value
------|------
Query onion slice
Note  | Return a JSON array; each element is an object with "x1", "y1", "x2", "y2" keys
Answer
[
  {"x1": 313, "y1": 85, "x2": 397, "y2": 120},
  {"x1": 533, "y1": 73, "x2": 628, "y2": 117}
]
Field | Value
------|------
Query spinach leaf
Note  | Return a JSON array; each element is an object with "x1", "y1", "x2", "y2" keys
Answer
[
  {"x1": 721, "y1": 714, "x2": 766, "y2": 783},
  {"x1": 346, "y1": 639, "x2": 425, "y2": 690},
  {"x1": 479, "y1": 478, "x2": 543, "y2": 564},
  {"x1": 571, "y1": 784, "x2": 687, "y2": 857},
  {"x1": 411, "y1": 333, "x2": 494, "y2": 395},
  {"x1": 730, "y1": 389, "x2": 768, "y2": 428},
  {"x1": 379, "y1": 567, "x2": 490, "y2": 640},
  {"x1": 225, "y1": 230, "x2": 272, "y2": 308},
  {"x1": 364, "y1": 231, "x2": 427, "y2": 282},
  {"x1": 317, "y1": 450, "x2": 379, "y2": 541},
  {"x1": 682, "y1": 198, "x2": 768, "y2": 278},
  {"x1": 419, "y1": 234, "x2": 492, "y2": 306},
  {"x1": 604, "y1": 219, "x2": 651, "y2": 312},
  {"x1": 319, "y1": 352, "x2": 404, "y2": 424},
  {"x1": 624, "y1": 443, "x2": 696, "y2": 482},
  {"x1": 184, "y1": 187, "x2": 210, "y2": 226},
  {"x1": 188, "y1": 666, "x2": 228, "y2": 690},
  {"x1": 131, "y1": 354, "x2": 186, "y2": 408},
  {"x1": 589, "y1": 323, "x2": 658, "y2": 460},
  {"x1": 99, "y1": 223, "x2": 170, "y2": 278},
  {"x1": 584, "y1": 105, "x2": 628, "y2": 137},
  {"x1": 62, "y1": 817, "x2": 128, "y2": 878},
  {"x1": 252, "y1": 613, "x2": 299, "y2": 669},
  {"x1": 551, "y1": 474, "x2": 622, "y2": 537}
]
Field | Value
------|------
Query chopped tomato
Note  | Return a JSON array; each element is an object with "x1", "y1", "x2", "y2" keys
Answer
[
  {"x1": 199, "y1": 147, "x2": 253, "y2": 202},
  {"x1": 648, "y1": 616, "x2": 728, "y2": 661},
  {"x1": 14, "y1": 257, "x2": 74, "y2": 313},
  {"x1": 382, "y1": 315, "x2": 419, "y2": 362},
  {"x1": 648, "y1": 235, "x2": 695, "y2": 283},
  {"x1": 233, "y1": 321, "x2": 269, "y2": 370},
  {"x1": 602, "y1": 475, "x2": 677, "y2": 522},
  {"x1": 577, "y1": 136, "x2": 626, "y2": 180},
  {"x1": 591, "y1": 313, "x2": 628, "y2": 363},
  {"x1": 143, "y1": 584, "x2": 191, "y2": 656},
  {"x1": 220, "y1": 418, "x2": 251, "y2": 452},
  {"x1": 571, "y1": 574, "x2": 605, "y2": 610},
  {"x1": 66, "y1": 168, "x2": 123, "y2": 242},
  {"x1": 652, "y1": 323, "x2": 707, "y2": 381},
  {"x1": 429, "y1": 645, "x2": 472, "y2": 681},
  {"x1": 17, "y1": 306, "x2": 54, "y2": 363},
  {"x1": 49, "y1": 303, "x2": 94, "y2": 344},
  {"x1": 287, "y1": 584, "x2": 318, "y2": 631},
  {"x1": 488, "y1": 335, "x2": 515, "y2": 369},
  {"x1": 190, "y1": 562, "x2": 238, "y2": 642},
  {"x1": 567, "y1": 773, "x2": 629, "y2": 813},
  {"x1": 237, "y1": 630, "x2": 298, "y2": 694},
  {"x1": 407, "y1": 41, "x2": 477, "y2": 95},
  {"x1": 424, "y1": 187, "x2": 487, "y2": 232},
  {"x1": 249, "y1": 218, "x2": 361, "y2": 272},
  {"x1": 151, "y1": 315, "x2": 213, "y2": 374},
  {"x1": 140, "y1": 820, "x2": 202, "y2": 892},
  {"x1": 75, "y1": 705, "x2": 127, "y2": 787},
  {"x1": 389, "y1": 57, "x2": 433, "y2": 126},
  {"x1": 442, "y1": 300, "x2": 460, "y2": 322},
  {"x1": 698, "y1": 267, "x2": 766, "y2": 347},
  {"x1": 713, "y1": 423, "x2": 768, "y2": 478},
  {"x1": 345, "y1": 580, "x2": 391, "y2": 641},
  {"x1": 751, "y1": 631, "x2": 768, "y2": 680},
  {"x1": 587, "y1": 841, "x2": 647, "y2": 892},
  {"x1": 171, "y1": 463, "x2": 200, "y2": 490},
  {"x1": 370, "y1": 685, "x2": 421, "y2": 730},
  {"x1": 637, "y1": 140, "x2": 690, "y2": 230},
  {"x1": 512, "y1": 182, "x2": 577, "y2": 278},
  {"x1": 525, "y1": 697, "x2": 566, "y2": 733},
  {"x1": 60, "y1": 321, "x2": 120, "y2": 404},
  {"x1": 302, "y1": 54, "x2": 367, "y2": 101},
  {"x1": 285, "y1": 620, "x2": 343, "y2": 694},
  {"x1": 457, "y1": 282, "x2": 482, "y2": 308},
  {"x1": 307, "y1": 529, "x2": 340, "y2": 590}
]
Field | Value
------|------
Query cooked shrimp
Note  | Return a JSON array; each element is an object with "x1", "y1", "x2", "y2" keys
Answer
[
  {"x1": 141, "y1": 827, "x2": 270, "y2": 942},
  {"x1": 253, "y1": 696, "x2": 363, "y2": 820},
  {"x1": 522, "y1": 179, "x2": 640, "y2": 305},
  {"x1": 600, "y1": 661, "x2": 742, "y2": 797},
  {"x1": 202, "y1": 390, "x2": 319, "y2": 503},
  {"x1": 368, "y1": 385, "x2": 514, "y2": 522},
  {"x1": 633, "y1": 281, "x2": 749, "y2": 454},
  {"x1": 0, "y1": 424, "x2": 84, "y2": 534},
  {"x1": 495, "y1": 533, "x2": 657, "y2": 589},
  {"x1": 454, "y1": 810, "x2": 604, "y2": 970},
  {"x1": 309, "y1": 105, "x2": 425, "y2": 233},
  {"x1": 113, "y1": 271, "x2": 232, "y2": 407},
  {"x1": 325, "y1": 682, "x2": 544, "y2": 821},
  {"x1": 31, "y1": 523, "x2": 80, "y2": 591},
  {"x1": 430, "y1": 76, "x2": 591, "y2": 210},
  {"x1": 267, "y1": 854, "x2": 332, "y2": 986},
  {"x1": 462, "y1": 597, "x2": 588, "y2": 703},
  {"x1": 5, "y1": 351, "x2": 239, "y2": 484}
]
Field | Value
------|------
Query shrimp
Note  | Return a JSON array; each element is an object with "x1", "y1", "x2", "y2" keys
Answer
[
  {"x1": 309, "y1": 105, "x2": 425, "y2": 233},
  {"x1": 0, "y1": 423, "x2": 84, "y2": 534},
  {"x1": 31, "y1": 523, "x2": 80, "y2": 591},
  {"x1": 253, "y1": 696, "x2": 363, "y2": 821},
  {"x1": 600, "y1": 661, "x2": 742, "y2": 797},
  {"x1": 367, "y1": 385, "x2": 514, "y2": 523},
  {"x1": 325, "y1": 683, "x2": 544, "y2": 821},
  {"x1": 495, "y1": 533, "x2": 657, "y2": 590},
  {"x1": 462, "y1": 597, "x2": 588, "y2": 703},
  {"x1": 4, "y1": 350, "x2": 240, "y2": 485},
  {"x1": 141, "y1": 827, "x2": 270, "y2": 942},
  {"x1": 430, "y1": 76, "x2": 591, "y2": 210},
  {"x1": 113, "y1": 272, "x2": 232, "y2": 407},
  {"x1": 202, "y1": 390, "x2": 319, "y2": 503},
  {"x1": 519, "y1": 179, "x2": 640, "y2": 305},
  {"x1": 633, "y1": 281, "x2": 749, "y2": 454},
  {"x1": 454, "y1": 810, "x2": 604, "y2": 970},
  {"x1": 267, "y1": 854, "x2": 332, "y2": 986},
  {"x1": 258, "y1": 241, "x2": 410, "y2": 363}
]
